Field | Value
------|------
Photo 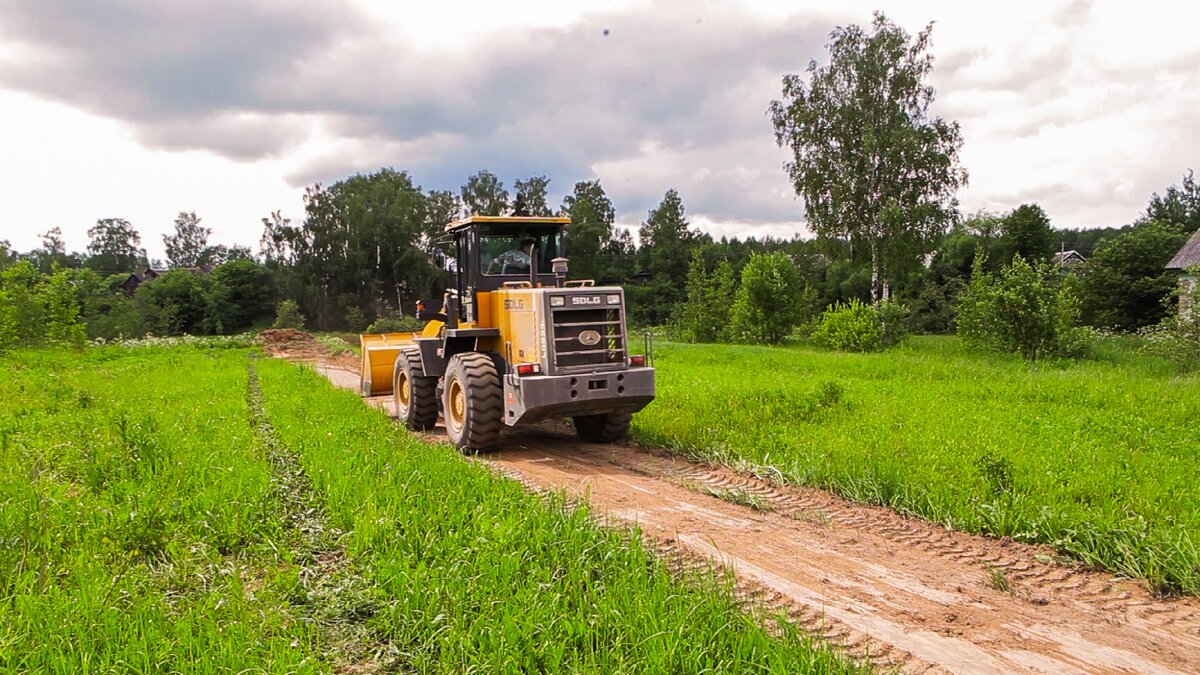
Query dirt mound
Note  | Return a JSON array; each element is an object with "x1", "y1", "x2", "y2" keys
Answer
[{"x1": 258, "y1": 328, "x2": 325, "y2": 360}]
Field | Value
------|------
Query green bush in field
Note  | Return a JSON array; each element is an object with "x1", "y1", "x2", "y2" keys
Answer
[
  {"x1": 812, "y1": 299, "x2": 882, "y2": 352},
  {"x1": 344, "y1": 306, "x2": 368, "y2": 332},
  {"x1": 365, "y1": 315, "x2": 425, "y2": 333},
  {"x1": 1140, "y1": 269, "x2": 1200, "y2": 368},
  {"x1": 0, "y1": 261, "x2": 86, "y2": 349},
  {"x1": 875, "y1": 298, "x2": 911, "y2": 346},
  {"x1": 957, "y1": 254, "x2": 1091, "y2": 360},
  {"x1": 729, "y1": 252, "x2": 814, "y2": 345},
  {"x1": 272, "y1": 299, "x2": 306, "y2": 329}
]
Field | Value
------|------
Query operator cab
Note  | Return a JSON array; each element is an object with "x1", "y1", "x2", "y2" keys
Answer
[{"x1": 444, "y1": 216, "x2": 571, "y2": 324}]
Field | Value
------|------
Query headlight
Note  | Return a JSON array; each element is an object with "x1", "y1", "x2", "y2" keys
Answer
[
  {"x1": 607, "y1": 294, "x2": 621, "y2": 304},
  {"x1": 550, "y1": 296, "x2": 565, "y2": 307}
]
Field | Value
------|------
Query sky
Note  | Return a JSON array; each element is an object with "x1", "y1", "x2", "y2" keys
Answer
[{"x1": 0, "y1": 0, "x2": 1196, "y2": 261}]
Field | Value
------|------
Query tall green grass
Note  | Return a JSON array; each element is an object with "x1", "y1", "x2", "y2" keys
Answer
[
  {"x1": 0, "y1": 347, "x2": 318, "y2": 672},
  {"x1": 256, "y1": 358, "x2": 863, "y2": 673},
  {"x1": 634, "y1": 336, "x2": 1200, "y2": 594}
]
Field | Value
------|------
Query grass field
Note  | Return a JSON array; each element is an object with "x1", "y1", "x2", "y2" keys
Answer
[
  {"x1": 0, "y1": 343, "x2": 860, "y2": 673},
  {"x1": 634, "y1": 336, "x2": 1200, "y2": 595}
]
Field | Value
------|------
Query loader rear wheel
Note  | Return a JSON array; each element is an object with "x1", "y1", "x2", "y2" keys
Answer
[
  {"x1": 443, "y1": 352, "x2": 503, "y2": 452},
  {"x1": 572, "y1": 411, "x2": 633, "y2": 443},
  {"x1": 394, "y1": 348, "x2": 438, "y2": 431}
]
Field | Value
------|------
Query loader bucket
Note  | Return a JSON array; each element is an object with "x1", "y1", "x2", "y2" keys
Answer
[{"x1": 359, "y1": 333, "x2": 414, "y2": 396}]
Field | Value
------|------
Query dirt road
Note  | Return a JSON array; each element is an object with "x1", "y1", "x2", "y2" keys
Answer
[{"x1": 316, "y1": 364, "x2": 1200, "y2": 674}]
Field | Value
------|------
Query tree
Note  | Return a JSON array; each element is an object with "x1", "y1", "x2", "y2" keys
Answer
[
  {"x1": 207, "y1": 260, "x2": 274, "y2": 333},
  {"x1": 163, "y1": 211, "x2": 211, "y2": 268},
  {"x1": 636, "y1": 189, "x2": 701, "y2": 324},
  {"x1": 672, "y1": 253, "x2": 737, "y2": 343},
  {"x1": 1001, "y1": 204, "x2": 1054, "y2": 263},
  {"x1": 1146, "y1": 170, "x2": 1200, "y2": 234},
  {"x1": 86, "y1": 218, "x2": 147, "y2": 274},
  {"x1": 424, "y1": 190, "x2": 463, "y2": 240},
  {"x1": 957, "y1": 254, "x2": 1089, "y2": 360},
  {"x1": 770, "y1": 12, "x2": 966, "y2": 302},
  {"x1": 1081, "y1": 219, "x2": 1187, "y2": 331},
  {"x1": 730, "y1": 252, "x2": 813, "y2": 345},
  {"x1": 512, "y1": 175, "x2": 553, "y2": 216},
  {"x1": 135, "y1": 270, "x2": 209, "y2": 335},
  {"x1": 0, "y1": 239, "x2": 14, "y2": 271},
  {"x1": 460, "y1": 170, "x2": 509, "y2": 216},
  {"x1": 33, "y1": 227, "x2": 79, "y2": 273},
  {"x1": 561, "y1": 180, "x2": 623, "y2": 283}
]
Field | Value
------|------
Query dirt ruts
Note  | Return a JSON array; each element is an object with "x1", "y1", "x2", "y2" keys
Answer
[{"x1": 316, "y1": 363, "x2": 1200, "y2": 674}]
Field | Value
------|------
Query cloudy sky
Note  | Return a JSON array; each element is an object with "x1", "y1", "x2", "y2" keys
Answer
[{"x1": 0, "y1": 0, "x2": 1196, "y2": 260}]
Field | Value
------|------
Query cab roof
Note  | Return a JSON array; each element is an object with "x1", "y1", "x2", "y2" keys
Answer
[{"x1": 444, "y1": 215, "x2": 571, "y2": 232}]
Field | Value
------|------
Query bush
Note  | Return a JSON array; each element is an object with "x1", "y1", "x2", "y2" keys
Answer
[
  {"x1": 1140, "y1": 273, "x2": 1200, "y2": 369},
  {"x1": 365, "y1": 315, "x2": 425, "y2": 334},
  {"x1": 207, "y1": 260, "x2": 274, "y2": 334},
  {"x1": 729, "y1": 252, "x2": 814, "y2": 345},
  {"x1": 876, "y1": 299, "x2": 911, "y2": 347},
  {"x1": 272, "y1": 299, "x2": 305, "y2": 329},
  {"x1": 812, "y1": 299, "x2": 883, "y2": 352},
  {"x1": 957, "y1": 254, "x2": 1091, "y2": 360},
  {"x1": 344, "y1": 306, "x2": 368, "y2": 332}
]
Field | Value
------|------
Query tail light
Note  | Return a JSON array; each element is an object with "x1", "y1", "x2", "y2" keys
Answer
[
  {"x1": 516, "y1": 363, "x2": 541, "y2": 376},
  {"x1": 629, "y1": 355, "x2": 646, "y2": 367}
]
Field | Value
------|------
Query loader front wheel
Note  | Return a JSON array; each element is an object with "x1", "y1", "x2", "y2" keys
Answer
[
  {"x1": 394, "y1": 348, "x2": 438, "y2": 431},
  {"x1": 572, "y1": 411, "x2": 633, "y2": 443},
  {"x1": 443, "y1": 352, "x2": 503, "y2": 452}
]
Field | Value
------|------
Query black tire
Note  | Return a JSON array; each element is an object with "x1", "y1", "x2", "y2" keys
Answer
[
  {"x1": 394, "y1": 348, "x2": 438, "y2": 431},
  {"x1": 573, "y1": 411, "x2": 633, "y2": 443},
  {"x1": 442, "y1": 352, "x2": 503, "y2": 451}
]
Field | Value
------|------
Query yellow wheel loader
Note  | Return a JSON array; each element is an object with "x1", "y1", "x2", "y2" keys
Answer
[{"x1": 360, "y1": 215, "x2": 655, "y2": 451}]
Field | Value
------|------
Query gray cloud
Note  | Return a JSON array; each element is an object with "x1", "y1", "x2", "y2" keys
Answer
[{"x1": 2, "y1": 0, "x2": 1193, "y2": 236}]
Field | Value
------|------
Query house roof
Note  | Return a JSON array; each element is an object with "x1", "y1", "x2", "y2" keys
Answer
[
  {"x1": 1052, "y1": 250, "x2": 1085, "y2": 264},
  {"x1": 1167, "y1": 228, "x2": 1200, "y2": 270}
]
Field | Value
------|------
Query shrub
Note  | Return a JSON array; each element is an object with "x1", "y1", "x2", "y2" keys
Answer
[
  {"x1": 1140, "y1": 272, "x2": 1200, "y2": 369},
  {"x1": 272, "y1": 299, "x2": 306, "y2": 329},
  {"x1": 207, "y1": 260, "x2": 274, "y2": 334},
  {"x1": 344, "y1": 306, "x2": 368, "y2": 332},
  {"x1": 812, "y1": 299, "x2": 883, "y2": 352},
  {"x1": 875, "y1": 298, "x2": 911, "y2": 346},
  {"x1": 729, "y1": 252, "x2": 814, "y2": 345},
  {"x1": 957, "y1": 254, "x2": 1091, "y2": 360},
  {"x1": 365, "y1": 315, "x2": 425, "y2": 334}
]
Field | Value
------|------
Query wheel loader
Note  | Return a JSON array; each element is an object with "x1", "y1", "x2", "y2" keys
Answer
[{"x1": 359, "y1": 215, "x2": 655, "y2": 451}]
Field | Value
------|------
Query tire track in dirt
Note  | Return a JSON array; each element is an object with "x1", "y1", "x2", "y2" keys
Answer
[{"x1": 315, "y1": 364, "x2": 1200, "y2": 674}]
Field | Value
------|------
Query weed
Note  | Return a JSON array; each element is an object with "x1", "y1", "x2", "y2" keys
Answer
[
  {"x1": 986, "y1": 565, "x2": 1013, "y2": 594},
  {"x1": 703, "y1": 486, "x2": 774, "y2": 512}
]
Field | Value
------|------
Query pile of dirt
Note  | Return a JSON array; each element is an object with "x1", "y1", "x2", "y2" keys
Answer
[{"x1": 258, "y1": 328, "x2": 326, "y2": 360}]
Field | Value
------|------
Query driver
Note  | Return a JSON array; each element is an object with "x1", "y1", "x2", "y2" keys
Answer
[{"x1": 488, "y1": 238, "x2": 536, "y2": 274}]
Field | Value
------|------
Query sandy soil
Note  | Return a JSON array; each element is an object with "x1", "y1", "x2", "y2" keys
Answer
[{"x1": 315, "y1": 363, "x2": 1200, "y2": 674}]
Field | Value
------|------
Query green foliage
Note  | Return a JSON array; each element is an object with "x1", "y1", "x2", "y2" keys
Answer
[
  {"x1": 1140, "y1": 273, "x2": 1200, "y2": 368},
  {"x1": 1001, "y1": 203, "x2": 1054, "y2": 263},
  {"x1": 344, "y1": 306, "x2": 368, "y2": 333},
  {"x1": 634, "y1": 190, "x2": 704, "y2": 325},
  {"x1": 460, "y1": 169, "x2": 509, "y2": 216},
  {"x1": 634, "y1": 338, "x2": 1200, "y2": 595},
  {"x1": 730, "y1": 253, "x2": 813, "y2": 345},
  {"x1": 561, "y1": 179, "x2": 630, "y2": 284},
  {"x1": 0, "y1": 261, "x2": 86, "y2": 348},
  {"x1": 876, "y1": 298, "x2": 912, "y2": 346},
  {"x1": 365, "y1": 315, "x2": 425, "y2": 333},
  {"x1": 670, "y1": 254, "x2": 736, "y2": 343},
  {"x1": 162, "y1": 211, "x2": 211, "y2": 268},
  {"x1": 1146, "y1": 169, "x2": 1200, "y2": 233},
  {"x1": 512, "y1": 175, "x2": 552, "y2": 216},
  {"x1": 85, "y1": 218, "x2": 147, "y2": 274},
  {"x1": 1081, "y1": 219, "x2": 1188, "y2": 331},
  {"x1": 957, "y1": 254, "x2": 1091, "y2": 360},
  {"x1": 207, "y1": 260, "x2": 274, "y2": 334},
  {"x1": 134, "y1": 270, "x2": 209, "y2": 335},
  {"x1": 812, "y1": 300, "x2": 882, "y2": 352},
  {"x1": 770, "y1": 12, "x2": 966, "y2": 301},
  {"x1": 272, "y1": 299, "x2": 305, "y2": 329}
]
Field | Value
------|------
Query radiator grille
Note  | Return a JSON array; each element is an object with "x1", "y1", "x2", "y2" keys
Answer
[{"x1": 550, "y1": 305, "x2": 626, "y2": 372}]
